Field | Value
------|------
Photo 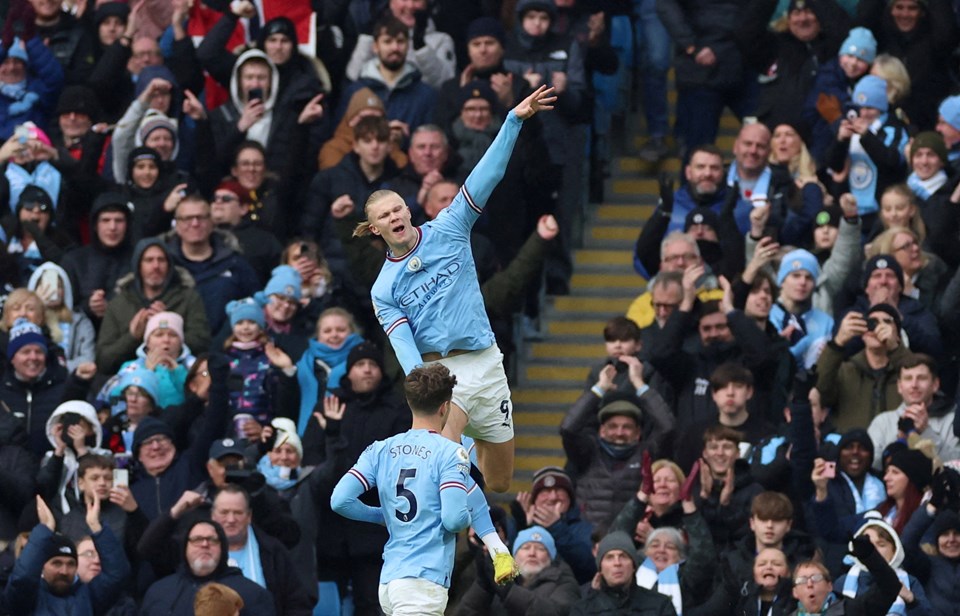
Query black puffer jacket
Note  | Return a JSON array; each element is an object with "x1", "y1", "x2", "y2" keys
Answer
[{"x1": 656, "y1": 0, "x2": 746, "y2": 89}]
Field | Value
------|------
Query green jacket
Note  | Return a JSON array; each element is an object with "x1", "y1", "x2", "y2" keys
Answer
[{"x1": 816, "y1": 342, "x2": 911, "y2": 431}]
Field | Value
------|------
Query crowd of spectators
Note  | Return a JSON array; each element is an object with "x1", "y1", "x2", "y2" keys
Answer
[{"x1": 5, "y1": 0, "x2": 960, "y2": 614}]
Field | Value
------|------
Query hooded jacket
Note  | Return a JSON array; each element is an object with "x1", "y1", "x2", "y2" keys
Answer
[
  {"x1": 336, "y1": 59, "x2": 438, "y2": 138},
  {"x1": 318, "y1": 87, "x2": 409, "y2": 170},
  {"x1": 96, "y1": 238, "x2": 210, "y2": 375},
  {"x1": 139, "y1": 519, "x2": 276, "y2": 616},
  {"x1": 27, "y1": 262, "x2": 96, "y2": 372},
  {"x1": 210, "y1": 49, "x2": 317, "y2": 186},
  {"x1": 0, "y1": 37, "x2": 64, "y2": 140},
  {"x1": 2, "y1": 523, "x2": 129, "y2": 616},
  {"x1": 36, "y1": 401, "x2": 110, "y2": 514},
  {"x1": 61, "y1": 197, "x2": 134, "y2": 322}
]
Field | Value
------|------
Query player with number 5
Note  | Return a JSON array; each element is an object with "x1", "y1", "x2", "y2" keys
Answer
[{"x1": 332, "y1": 364, "x2": 515, "y2": 614}]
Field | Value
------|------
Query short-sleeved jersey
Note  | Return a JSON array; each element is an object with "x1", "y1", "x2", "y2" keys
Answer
[
  {"x1": 371, "y1": 112, "x2": 523, "y2": 366},
  {"x1": 347, "y1": 429, "x2": 471, "y2": 587}
]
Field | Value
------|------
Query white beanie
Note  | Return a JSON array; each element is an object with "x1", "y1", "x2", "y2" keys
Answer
[{"x1": 271, "y1": 417, "x2": 303, "y2": 458}]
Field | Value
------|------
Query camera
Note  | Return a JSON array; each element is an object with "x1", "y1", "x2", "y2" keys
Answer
[
  {"x1": 866, "y1": 317, "x2": 879, "y2": 332},
  {"x1": 607, "y1": 359, "x2": 628, "y2": 374},
  {"x1": 842, "y1": 102, "x2": 860, "y2": 121}
]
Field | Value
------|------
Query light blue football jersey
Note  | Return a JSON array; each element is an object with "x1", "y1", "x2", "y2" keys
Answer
[
  {"x1": 347, "y1": 429, "x2": 471, "y2": 587},
  {"x1": 371, "y1": 112, "x2": 524, "y2": 374}
]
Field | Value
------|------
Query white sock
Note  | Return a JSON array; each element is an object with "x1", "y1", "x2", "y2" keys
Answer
[{"x1": 480, "y1": 532, "x2": 509, "y2": 558}]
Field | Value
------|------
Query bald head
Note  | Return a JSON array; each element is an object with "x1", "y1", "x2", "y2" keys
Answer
[{"x1": 734, "y1": 123, "x2": 771, "y2": 177}]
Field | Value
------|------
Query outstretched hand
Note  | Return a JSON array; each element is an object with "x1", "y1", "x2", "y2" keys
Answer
[{"x1": 514, "y1": 85, "x2": 557, "y2": 120}]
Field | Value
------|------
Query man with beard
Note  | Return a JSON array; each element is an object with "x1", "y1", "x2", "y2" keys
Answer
[
  {"x1": 458, "y1": 525, "x2": 581, "y2": 614},
  {"x1": 140, "y1": 519, "x2": 275, "y2": 616},
  {"x1": 646, "y1": 145, "x2": 727, "y2": 242},
  {"x1": 337, "y1": 15, "x2": 438, "y2": 137},
  {"x1": 3, "y1": 494, "x2": 128, "y2": 614}
]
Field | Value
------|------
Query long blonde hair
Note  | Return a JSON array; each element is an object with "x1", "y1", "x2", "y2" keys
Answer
[
  {"x1": 872, "y1": 54, "x2": 911, "y2": 104},
  {"x1": 867, "y1": 226, "x2": 929, "y2": 271},
  {"x1": 1, "y1": 289, "x2": 45, "y2": 332}
]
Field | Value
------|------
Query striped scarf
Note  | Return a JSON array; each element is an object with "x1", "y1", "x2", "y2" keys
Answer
[
  {"x1": 840, "y1": 565, "x2": 910, "y2": 615},
  {"x1": 636, "y1": 558, "x2": 682, "y2": 615}
]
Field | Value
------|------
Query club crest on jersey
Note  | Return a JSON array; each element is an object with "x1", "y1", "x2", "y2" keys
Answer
[
  {"x1": 407, "y1": 256, "x2": 423, "y2": 272},
  {"x1": 456, "y1": 447, "x2": 469, "y2": 462}
]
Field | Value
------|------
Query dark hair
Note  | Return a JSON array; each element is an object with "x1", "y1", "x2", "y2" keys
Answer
[
  {"x1": 751, "y1": 491, "x2": 793, "y2": 520},
  {"x1": 232, "y1": 140, "x2": 266, "y2": 167},
  {"x1": 688, "y1": 144, "x2": 724, "y2": 162},
  {"x1": 749, "y1": 270, "x2": 777, "y2": 295},
  {"x1": 603, "y1": 316, "x2": 641, "y2": 342},
  {"x1": 899, "y1": 353, "x2": 939, "y2": 379},
  {"x1": 373, "y1": 14, "x2": 408, "y2": 40},
  {"x1": 703, "y1": 425, "x2": 743, "y2": 445},
  {"x1": 79, "y1": 454, "x2": 115, "y2": 478},
  {"x1": 405, "y1": 364, "x2": 457, "y2": 415},
  {"x1": 696, "y1": 299, "x2": 723, "y2": 323},
  {"x1": 354, "y1": 115, "x2": 390, "y2": 142},
  {"x1": 709, "y1": 362, "x2": 754, "y2": 391}
]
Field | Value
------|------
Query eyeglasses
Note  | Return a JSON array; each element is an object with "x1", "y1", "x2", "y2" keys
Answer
[
  {"x1": 78, "y1": 550, "x2": 98, "y2": 558},
  {"x1": 236, "y1": 160, "x2": 264, "y2": 169},
  {"x1": 140, "y1": 435, "x2": 171, "y2": 448},
  {"x1": 794, "y1": 573, "x2": 827, "y2": 586},
  {"x1": 124, "y1": 388, "x2": 145, "y2": 400},
  {"x1": 187, "y1": 536, "x2": 221, "y2": 546},
  {"x1": 175, "y1": 213, "x2": 211, "y2": 224},
  {"x1": 893, "y1": 238, "x2": 919, "y2": 253},
  {"x1": 653, "y1": 301, "x2": 679, "y2": 311},
  {"x1": 213, "y1": 194, "x2": 239, "y2": 203},
  {"x1": 662, "y1": 253, "x2": 697, "y2": 264},
  {"x1": 462, "y1": 104, "x2": 491, "y2": 114}
]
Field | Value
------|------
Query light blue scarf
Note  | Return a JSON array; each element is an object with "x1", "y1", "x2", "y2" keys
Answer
[
  {"x1": 636, "y1": 558, "x2": 682, "y2": 615},
  {"x1": 841, "y1": 471, "x2": 886, "y2": 514},
  {"x1": 840, "y1": 566, "x2": 910, "y2": 615},
  {"x1": 228, "y1": 528, "x2": 265, "y2": 587},
  {"x1": 727, "y1": 162, "x2": 772, "y2": 233},
  {"x1": 257, "y1": 455, "x2": 298, "y2": 491},
  {"x1": 294, "y1": 333, "x2": 363, "y2": 435},
  {"x1": 907, "y1": 170, "x2": 948, "y2": 201}
]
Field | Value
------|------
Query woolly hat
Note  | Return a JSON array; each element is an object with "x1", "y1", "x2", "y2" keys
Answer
[
  {"x1": 132, "y1": 416, "x2": 174, "y2": 455},
  {"x1": 911, "y1": 131, "x2": 948, "y2": 165},
  {"x1": 137, "y1": 109, "x2": 178, "y2": 149},
  {"x1": 94, "y1": 1, "x2": 129, "y2": 26},
  {"x1": 683, "y1": 207, "x2": 720, "y2": 232},
  {"x1": 596, "y1": 531, "x2": 638, "y2": 568},
  {"x1": 263, "y1": 265, "x2": 302, "y2": 300},
  {"x1": 938, "y1": 95, "x2": 960, "y2": 132},
  {"x1": 852, "y1": 75, "x2": 888, "y2": 112},
  {"x1": 271, "y1": 417, "x2": 303, "y2": 458},
  {"x1": 597, "y1": 391, "x2": 643, "y2": 424},
  {"x1": 513, "y1": 525, "x2": 557, "y2": 561},
  {"x1": 838, "y1": 428, "x2": 875, "y2": 460},
  {"x1": 814, "y1": 206, "x2": 841, "y2": 228},
  {"x1": 91, "y1": 191, "x2": 132, "y2": 219},
  {"x1": 930, "y1": 509, "x2": 960, "y2": 540},
  {"x1": 889, "y1": 448, "x2": 933, "y2": 490},
  {"x1": 862, "y1": 254, "x2": 904, "y2": 289},
  {"x1": 44, "y1": 533, "x2": 77, "y2": 564},
  {"x1": 456, "y1": 80, "x2": 498, "y2": 111},
  {"x1": 346, "y1": 341, "x2": 385, "y2": 373},
  {"x1": 777, "y1": 249, "x2": 821, "y2": 285},
  {"x1": 866, "y1": 303, "x2": 903, "y2": 335},
  {"x1": 531, "y1": 466, "x2": 574, "y2": 500},
  {"x1": 851, "y1": 511, "x2": 904, "y2": 568},
  {"x1": 215, "y1": 179, "x2": 255, "y2": 209},
  {"x1": 839, "y1": 27, "x2": 877, "y2": 63},
  {"x1": 55, "y1": 85, "x2": 101, "y2": 120},
  {"x1": 226, "y1": 297, "x2": 264, "y2": 328},
  {"x1": 467, "y1": 16, "x2": 506, "y2": 44},
  {"x1": 516, "y1": 0, "x2": 556, "y2": 17},
  {"x1": 7, "y1": 317, "x2": 46, "y2": 360},
  {"x1": 260, "y1": 16, "x2": 298, "y2": 47},
  {"x1": 16, "y1": 185, "x2": 54, "y2": 213},
  {"x1": 6, "y1": 38, "x2": 28, "y2": 63},
  {"x1": 144, "y1": 311, "x2": 184, "y2": 345},
  {"x1": 117, "y1": 368, "x2": 160, "y2": 404}
]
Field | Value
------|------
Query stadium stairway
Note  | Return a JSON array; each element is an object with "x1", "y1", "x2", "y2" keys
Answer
[{"x1": 506, "y1": 112, "x2": 743, "y2": 496}]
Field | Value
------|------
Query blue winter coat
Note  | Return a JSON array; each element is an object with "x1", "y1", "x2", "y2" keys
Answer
[
  {"x1": 337, "y1": 61, "x2": 438, "y2": 135},
  {"x1": 1, "y1": 524, "x2": 129, "y2": 616},
  {"x1": 0, "y1": 37, "x2": 64, "y2": 140}
]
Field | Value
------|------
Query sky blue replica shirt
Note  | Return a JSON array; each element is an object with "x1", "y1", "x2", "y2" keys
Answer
[
  {"x1": 331, "y1": 429, "x2": 472, "y2": 587},
  {"x1": 371, "y1": 111, "x2": 524, "y2": 374}
]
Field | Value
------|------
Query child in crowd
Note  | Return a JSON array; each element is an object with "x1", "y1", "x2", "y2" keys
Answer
[{"x1": 28, "y1": 262, "x2": 95, "y2": 373}]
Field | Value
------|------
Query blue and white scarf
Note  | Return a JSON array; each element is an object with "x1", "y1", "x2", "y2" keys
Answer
[
  {"x1": 907, "y1": 170, "x2": 948, "y2": 201},
  {"x1": 228, "y1": 527, "x2": 266, "y2": 587},
  {"x1": 841, "y1": 471, "x2": 886, "y2": 514},
  {"x1": 636, "y1": 558, "x2": 682, "y2": 615},
  {"x1": 840, "y1": 565, "x2": 910, "y2": 615},
  {"x1": 257, "y1": 455, "x2": 298, "y2": 491},
  {"x1": 727, "y1": 162, "x2": 773, "y2": 233},
  {"x1": 294, "y1": 333, "x2": 363, "y2": 435}
]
